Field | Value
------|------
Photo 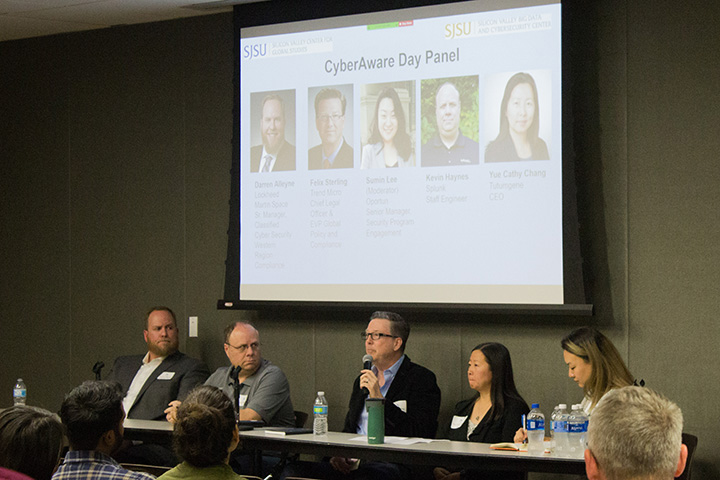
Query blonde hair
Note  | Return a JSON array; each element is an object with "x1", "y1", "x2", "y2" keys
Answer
[{"x1": 561, "y1": 327, "x2": 633, "y2": 409}]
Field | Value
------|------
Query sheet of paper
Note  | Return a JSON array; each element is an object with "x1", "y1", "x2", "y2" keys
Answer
[{"x1": 349, "y1": 435, "x2": 435, "y2": 445}]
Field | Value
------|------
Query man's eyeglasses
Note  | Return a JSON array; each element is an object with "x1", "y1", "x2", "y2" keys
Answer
[
  {"x1": 360, "y1": 332, "x2": 397, "y2": 341},
  {"x1": 317, "y1": 114, "x2": 344, "y2": 124},
  {"x1": 225, "y1": 342, "x2": 260, "y2": 353}
]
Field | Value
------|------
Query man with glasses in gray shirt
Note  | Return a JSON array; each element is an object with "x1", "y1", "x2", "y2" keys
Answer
[{"x1": 166, "y1": 322, "x2": 294, "y2": 427}]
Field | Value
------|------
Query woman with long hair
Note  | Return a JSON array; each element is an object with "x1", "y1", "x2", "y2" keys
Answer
[
  {"x1": 485, "y1": 72, "x2": 549, "y2": 162},
  {"x1": 515, "y1": 326, "x2": 634, "y2": 443},
  {"x1": 435, "y1": 343, "x2": 528, "y2": 480},
  {"x1": 561, "y1": 326, "x2": 634, "y2": 414},
  {"x1": 360, "y1": 87, "x2": 414, "y2": 168}
]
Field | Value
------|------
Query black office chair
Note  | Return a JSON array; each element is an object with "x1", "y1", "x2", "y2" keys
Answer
[
  {"x1": 294, "y1": 410, "x2": 308, "y2": 428},
  {"x1": 677, "y1": 432, "x2": 698, "y2": 480},
  {"x1": 260, "y1": 411, "x2": 310, "y2": 480}
]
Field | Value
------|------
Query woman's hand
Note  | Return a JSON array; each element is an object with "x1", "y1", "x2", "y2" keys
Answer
[{"x1": 513, "y1": 426, "x2": 527, "y2": 444}]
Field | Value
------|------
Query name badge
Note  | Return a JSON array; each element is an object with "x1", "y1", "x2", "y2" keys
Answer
[
  {"x1": 393, "y1": 400, "x2": 407, "y2": 412},
  {"x1": 451, "y1": 415, "x2": 468, "y2": 429},
  {"x1": 239, "y1": 394, "x2": 248, "y2": 408},
  {"x1": 157, "y1": 372, "x2": 175, "y2": 380}
]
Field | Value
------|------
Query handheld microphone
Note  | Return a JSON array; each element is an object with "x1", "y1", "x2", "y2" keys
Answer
[
  {"x1": 361, "y1": 355, "x2": 373, "y2": 396},
  {"x1": 363, "y1": 354, "x2": 373, "y2": 371}
]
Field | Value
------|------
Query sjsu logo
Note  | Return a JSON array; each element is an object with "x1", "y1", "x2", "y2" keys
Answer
[
  {"x1": 243, "y1": 43, "x2": 267, "y2": 60},
  {"x1": 444, "y1": 22, "x2": 471, "y2": 39}
]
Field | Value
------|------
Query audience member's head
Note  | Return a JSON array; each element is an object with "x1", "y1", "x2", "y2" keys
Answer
[
  {"x1": 585, "y1": 386, "x2": 688, "y2": 480},
  {"x1": 172, "y1": 385, "x2": 239, "y2": 468},
  {"x1": 0, "y1": 406, "x2": 64, "y2": 480},
  {"x1": 59, "y1": 381, "x2": 125, "y2": 453}
]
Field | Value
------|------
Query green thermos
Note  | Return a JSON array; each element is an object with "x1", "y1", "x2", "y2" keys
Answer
[{"x1": 366, "y1": 397, "x2": 385, "y2": 444}]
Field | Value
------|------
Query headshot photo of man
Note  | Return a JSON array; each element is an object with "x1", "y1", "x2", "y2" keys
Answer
[
  {"x1": 308, "y1": 86, "x2": 354, "y2": 170},
  {"x1": 250, "y1": 91, "x2": 296, "y2": 173},
  {"x1": 420, "y1": 77, "x2": 479, "y2": 167}
]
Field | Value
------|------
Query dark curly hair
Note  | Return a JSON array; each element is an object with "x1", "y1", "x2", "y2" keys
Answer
[
  {"x1": 60, "y1": 380, "x2": 124, "y2": 451},
  {"x1": 173, "y1": 385, "x2": 237, "y2": 467}
]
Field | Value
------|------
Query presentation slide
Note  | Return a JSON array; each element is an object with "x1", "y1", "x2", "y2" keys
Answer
[{"x1": 238, "y1": 0, "x2": 563, "y2": 305}]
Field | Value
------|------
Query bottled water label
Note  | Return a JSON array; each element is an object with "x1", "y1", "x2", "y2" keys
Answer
[
  {"x1": 313, "y1": 405, "x2": 328, "y2": 415},
  {"x1": 13, "y1": 388, "x2": 26, "y2": 398},
  {"x1": 552, "y1": 420, "x2": 567, "y2": 432},
  {"x1": 568, "y1": 421, "x2": 587, "y2": 433},
  {"x1": 527, "y1": 419, "x2": 544, "y2": 430}
]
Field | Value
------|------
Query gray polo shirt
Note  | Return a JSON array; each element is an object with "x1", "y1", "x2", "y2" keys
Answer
[{"x1": 205, "y1": 358, "x2": 295, "y2": 427}]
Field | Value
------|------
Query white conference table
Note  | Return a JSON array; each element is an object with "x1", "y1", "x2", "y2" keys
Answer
[
  {"x1": 238, "y1": 430, "x2": 586, "y2": 476},
  {"x1": 123, "y1": 418, "x2": 173, "y2": 444},
  {"x1": 122, "y1": 421, "x2": 586, "y2": 475}
]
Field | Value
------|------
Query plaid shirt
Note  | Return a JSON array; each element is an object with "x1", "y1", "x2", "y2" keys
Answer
[{"x1": 52, "y1": 451, "x2": 155, "y2": 480}]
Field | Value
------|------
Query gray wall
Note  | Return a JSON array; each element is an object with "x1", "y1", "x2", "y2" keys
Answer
[{"x1": 1, "y1": 0, "x2": 718, "y2": 477}]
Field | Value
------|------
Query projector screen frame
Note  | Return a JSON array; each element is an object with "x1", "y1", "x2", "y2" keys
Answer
[{"x1": 222, "y1": 0, "x2": 593, "y2": 315}]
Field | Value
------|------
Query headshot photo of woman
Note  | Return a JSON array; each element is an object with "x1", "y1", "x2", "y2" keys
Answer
[
  {"x1": 484, "y1": 71, "x2": 550, "y2": 163},
  {"x1": 360, "y1": 86, "x2": 415, "y2": 169}
]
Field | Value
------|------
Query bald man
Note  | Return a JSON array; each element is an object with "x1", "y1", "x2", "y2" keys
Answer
[
  {"x1": 421, "y1": 82, "x2": 479, "y2": 167},
  {"x1": 167, "y1": 322, "x2": 294, "y2": 427}
]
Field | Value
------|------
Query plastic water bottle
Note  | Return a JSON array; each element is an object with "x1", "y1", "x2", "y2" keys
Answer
[
  {"x1": 13, "y1": 378, "x2": 27, "y2": 406},
  {"x1": 526, "y1": 403, "x2": 545, "y2": 454},
  {"x1": 567, "y1": 404, "x2": 588, "y2": 458},
  {"x1": 552, "y1": 404, "x2": 569, "y2": 456},
  {"x1": 313, "y1": 391, "x2": 328, "y2": 435},
  {"x1": 566, "y1": 404, "x2": 580, "y2": 456},
  {"x1": 549, "y1": 405, "x2": 559, "y2": 453}
]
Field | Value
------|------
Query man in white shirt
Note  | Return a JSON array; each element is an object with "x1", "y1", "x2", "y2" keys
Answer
[
  {"x1": 106, "y1": 306, "x2": 209, "y2": 421},
  {"x1": 105, "y1": 306, "x2": 209, "y2": 466}
]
